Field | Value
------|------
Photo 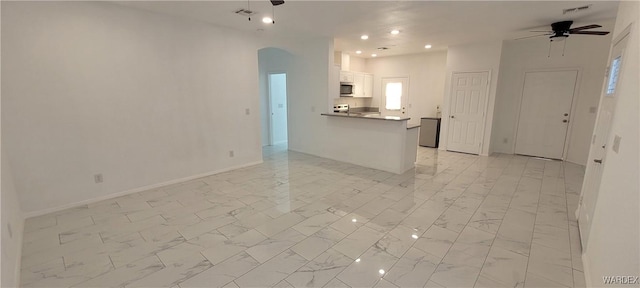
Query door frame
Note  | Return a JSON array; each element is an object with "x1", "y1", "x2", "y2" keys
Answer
[
  {"x1": 446, "y1": 70, "x2": 492, "y2": 155},
  {"x1": 267, "y1": 71, "x2": 288, "y2": 146},
  {"x1": 512, "y1": 67, "x2": 582, "y2": 160}
]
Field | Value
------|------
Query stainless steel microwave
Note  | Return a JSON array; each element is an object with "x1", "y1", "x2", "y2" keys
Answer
[{"x1": 340, "y1": 83, "x2": 354, "y2": 96}]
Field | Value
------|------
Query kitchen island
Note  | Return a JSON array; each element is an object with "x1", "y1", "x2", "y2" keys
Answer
[{"x1": 321, "y1": 113, "x2": 419, "y2": 174}]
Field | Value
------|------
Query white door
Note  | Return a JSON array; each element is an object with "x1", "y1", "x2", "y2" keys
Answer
[
  {"x1": 515, "y1": 70, "x2": 577, "y2": 159},
  {"x1": 268, "y1": 73, "x2": 288, "y2": 145},
  {"x1": 447, "y1": 72, "x2": 489, "y2": 154},
  {"x1": 578, "y1": 31, "x2": 629, "y2": 250},
  {"x1": 382, "y1": 77, "x2": 409, "y2": 118}
]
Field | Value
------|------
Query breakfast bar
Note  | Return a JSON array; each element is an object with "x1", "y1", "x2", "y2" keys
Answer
[{"x1": 321, "y1": 113, "x2": 419, "y2": 174}]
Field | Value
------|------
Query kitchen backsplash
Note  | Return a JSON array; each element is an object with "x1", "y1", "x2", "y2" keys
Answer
[{"x1": 333, "y1": 97, "x2": 373, "y2": 108}]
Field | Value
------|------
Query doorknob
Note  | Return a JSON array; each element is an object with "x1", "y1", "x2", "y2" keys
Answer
[
  {"x1": 564, "y1": 113, "x2": 569, "y2": 116},
  {"x1": 450, "y1": 115, "x2": 455, "y2": 119},
  {"x1": 563, "y1": 119, "x2": 568, "y2": 123},
  {"x1": 594, "y1": 159, "x2": 602, "y2": 163}
]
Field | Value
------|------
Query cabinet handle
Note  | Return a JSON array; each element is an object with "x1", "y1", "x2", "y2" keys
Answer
[{"x1": 594, "y1": 159, "x2": 602, "y2": 164}]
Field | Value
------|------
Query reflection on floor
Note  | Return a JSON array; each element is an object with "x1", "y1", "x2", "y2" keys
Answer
[{"x1": 20, "y1": 145, "x2": 586, "y2": 287}]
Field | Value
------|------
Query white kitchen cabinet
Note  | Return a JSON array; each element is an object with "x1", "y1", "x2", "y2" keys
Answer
[
  {"x1": 363, "y1": 74, "x2": 373, "y2": 98},
  {"x1": 340, "y1": 71, "x2": 354, "y2": 83},
  {"x1": 353, "y1": 72, "x2": 364, "y2": 97},
  {"x1": 353, "y1": 72, "x2": 373, "y2": 98}
]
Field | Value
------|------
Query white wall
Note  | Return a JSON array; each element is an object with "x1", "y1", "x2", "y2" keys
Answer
[
  {"x1": 259, "y1": 48, "x2": 294, "y2": 147},
  {"x1": 439, "y1": 41, "x2": 503, "y2": 156},
  {"x1": 583, "y1": 2, "x2": 639, "y2": 285},
  {"x1": 491, "y1": 22, "x2": 613, "y2": 165},
  {"x1": 365, "y1": 51, "x2": 447, "y2": 125},
  {"x1": 1, "y1": 1, "x2": 262, "y2": 214},
  {"x1": 349, "y1": 56, "x2": 366, "y2": 73},
  {"x1": 1, "y1": 133, "x2": 25, "y2": 288}
]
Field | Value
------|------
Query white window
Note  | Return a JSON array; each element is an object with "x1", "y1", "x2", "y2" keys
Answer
[
  {"x1": 385, "y1": 82, "x2": 402, "y2": 110},
  {"x1": 606, "y1": 56, "x2": 622, "y2": 95}
]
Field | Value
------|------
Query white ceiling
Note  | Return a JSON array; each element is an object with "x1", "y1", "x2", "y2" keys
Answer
[{"x1": 116, "y1": 1, "x2": 619, "y2": 58}]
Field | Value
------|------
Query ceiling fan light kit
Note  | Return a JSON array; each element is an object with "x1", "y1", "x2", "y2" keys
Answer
[
  {"x1": 240, "y1": 0, "x2": 284, "y2": 23},
  {"x1": 515, "y1": 20, "x2": 610, "y2": 57}
]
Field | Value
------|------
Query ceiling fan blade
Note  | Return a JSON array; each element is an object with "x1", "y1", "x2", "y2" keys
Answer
[
  {"x1": 569, "y1": 24, "x2": 602, "y2": 32},
  {"x1": 270, "y1": 0, "x2": 285, "y2": 6},
  {"x1": 530, "y1": 30, "x2": 552, "y2": 33},
  {"x1": 570, "y1": 31, "x2": 610, "y2": 35},
  {"x1": 514, "y1": 34, "x2": 551, "y2": 40}
]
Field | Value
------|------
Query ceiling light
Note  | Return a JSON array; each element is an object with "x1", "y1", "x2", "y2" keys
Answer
[
  {"x1": 351, "y1": 218, "x2": 357, "y2": 223},
  {"x1": 411, "y1": 234, "x2": 418, "y2": 239},
  {"x1": 262, "y1": 17, "x2": 273, "y2": 24},
  {"x1": 371, "y1": 54, "x2": 377, "y2": 57},
  {"x1": 361, "y1": 35, "x2": 369, "y2": 40},
  {"x1": 355, "y1": 258, "x2": 361, "y2": 263},
  {"x1": 425, "y1": 44, "x2": 432, "y2": 49},
  {"x1": 390, "y1": 30, "x2": 400, "y2": 35},
  {"x1": 356, "y1": 50, "x2": 362, "y2": 54},
  {"x1": 379, "y1": 269, "x2": 385, "y2": 275}
]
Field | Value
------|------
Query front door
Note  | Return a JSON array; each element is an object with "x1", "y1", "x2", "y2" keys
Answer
[
  {"x1": 382, "y1": 77, "x2": 409, "y2": 118},
  {"x1": 515, "y1": 70, "x2": 578, "y2": 159},
  {"x1": 447, "y1": 72, "x2": 489, "y2": 154},
  {"x1": 578, "y1": 31, "x2": 629, "y2": 250}
]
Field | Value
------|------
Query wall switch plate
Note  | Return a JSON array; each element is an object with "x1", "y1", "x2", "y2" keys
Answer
[
  {"x1": 245, "y1": 108, "x2": 250, "y2": 115},
  {"x1": 503, "y1": 138, "x2": 508, "y2": 144},
  {"x1": 311, "y1": 106, "x2": 316, "y2": 112},
  {"x1": 229, "y1": 150, "x2": 235, "y2": 157},
  {"x1": 612, "y1": 135, "x2": 621, "y2": 153},
  {"x1": 94, "y1": 174, "x2": 103, "y2": 183},
  {"x1": 7, "y1": 223, "x2": 12, "y2": 239}
]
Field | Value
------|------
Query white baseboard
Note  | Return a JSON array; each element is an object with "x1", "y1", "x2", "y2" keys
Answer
[{"x1": 23, "y1": 160, "x2": 263, "y2": 219}]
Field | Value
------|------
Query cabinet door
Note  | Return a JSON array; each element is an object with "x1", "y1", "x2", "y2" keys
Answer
[
  {"x1": 353, "y1": 73, "x2": 365, "y2": 97},
  {"x1": 363, "y1": 74, "x2": 373, "y2": 98},
  {"x1": 340, "y1": 71, "x2": 354, "y2": 83}
]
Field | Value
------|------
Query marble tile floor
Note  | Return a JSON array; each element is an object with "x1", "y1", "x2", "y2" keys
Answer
[{"x1": 20, "y1": 145, "x2": 586, "y2": 288}]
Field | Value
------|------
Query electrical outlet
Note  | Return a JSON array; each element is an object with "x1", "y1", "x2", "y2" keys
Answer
[
  {"x1": 612, "y1": 135, "x2": 621, "y2": 153},
  {"x1": 245, "y1": 108, "x2": 250, "y2": 115},
  {"x1": 94, "y1": 174, "x2": 103, "y2": 183},
  {"x1": 503, "y1": 138, "x2": 508, "y2": 144},
  {"x1": 229, "y1": 150, "x2": 235, "y2": 157}
]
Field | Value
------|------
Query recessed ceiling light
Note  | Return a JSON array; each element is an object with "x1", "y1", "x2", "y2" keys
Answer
[
  {"x1": 371, "y1": 54, "x2": 377, "y2": 57},
  {"x1": 356, "y1": 50, "x2": 362, "y2": 54},
  {"x1": 424, "y1": 44, "x2": 432, "y2": 49},
  {"x1": 355, "y1": 258, "x2": 361, "y2": 263},
  {"x1": 262, "y1": 17, "x2": 273, "y2": 24},
  {"x1": 361, "y1": 35, "x2": 369, "y2": 40},
  {"x1": 411, "y1": 234, "x2": 418, "y2": 239},
  {"x1": 390, "y1": 29, "x2": 400, "y2": 35},
  {"x1": 379, "y1": 269, "x2": 385, "y2": 275}
]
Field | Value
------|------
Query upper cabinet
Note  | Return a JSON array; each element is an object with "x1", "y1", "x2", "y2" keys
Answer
[
  {"x1": 340, "y1": 71, "x2": 354, "y2": 83},
  {"x1": 353, "y1": 72, "x2": 373, "y2": 98},
  {"x1": 339, "y1": 70, "x2": 373, "y2": 98}
]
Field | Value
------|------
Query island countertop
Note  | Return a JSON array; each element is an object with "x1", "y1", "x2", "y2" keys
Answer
[{"x1": 321, "y1": 113, "x2": 410, "y2": 121}]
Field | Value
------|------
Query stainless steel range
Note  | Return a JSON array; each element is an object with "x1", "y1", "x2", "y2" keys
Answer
[{"x1": 333, "y1": 104, "x2": 349, "y2": 113}]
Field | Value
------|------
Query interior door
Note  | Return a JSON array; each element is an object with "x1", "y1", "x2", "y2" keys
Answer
[
  {"x1": 515, "y1": 70, "x2": 577, "y2": 159},
  {"x1": 578, "y1": 31, "x2": 629, "y2": 250},
  {"x1": 382, "y1": 77, "x2": 409, "y2": 118},
  {"x1": 268, "y1": 73, "x2": 288, "y2": 145},
  {"x1": 447, "y1": 72, "x2": 489, "y2": 154}
]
